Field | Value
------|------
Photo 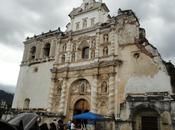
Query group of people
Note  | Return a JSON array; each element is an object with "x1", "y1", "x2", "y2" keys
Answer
[
  {"x1": 39, "y1": 119, "x2": 64, "y2": 130},
  {"x1": 39, "y1": 120, "x2": 87, "y2": 130},
  {"x1": 66, "y1": 120, "x2": 87, "y2": 130}
]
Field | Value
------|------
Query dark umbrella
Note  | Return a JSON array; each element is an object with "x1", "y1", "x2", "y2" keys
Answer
[
  {"x1": 8, "y1": 113, "x2": 39, "y2": 130},
  {"x1": 0, "y1": 120, "x2": 17, "y2": 130}
]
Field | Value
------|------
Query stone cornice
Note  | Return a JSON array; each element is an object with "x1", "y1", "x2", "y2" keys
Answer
[{"x1": 53, "y1": 59, "x2": 122, "y2": 73}]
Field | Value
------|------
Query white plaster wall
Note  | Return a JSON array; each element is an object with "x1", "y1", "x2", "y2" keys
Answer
[
  {"x1": 71, "y1": 9, "x2": 108, "y2": 31},
  {"x1": 12, "y1": 62, "x2": 53, "y2": 109},
  {"x1": 125, "y1": 71, "x2": 172, "y2": 95},
  {"x1": 118, "y1": 24, "x2": 139, "y2": 45},
  {"x1": 72, "y1": 11, "x2": 98, "y2": 31}
]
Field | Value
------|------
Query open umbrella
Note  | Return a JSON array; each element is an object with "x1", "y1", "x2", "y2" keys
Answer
[
  {"x1": 8, "y1": 113, "x2": 39, "y2": 130},
  {"x1": 73, "y1": 112, "x2": 104, "y2": 121}
]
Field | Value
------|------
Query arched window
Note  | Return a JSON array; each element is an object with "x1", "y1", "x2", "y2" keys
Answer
[
  {"x1": 82, "y1": 47, "x2": 89, "y2": 59},
  {"x1": 30, "y1": 46, "x2": 36, "y2": 60},
  {"x1": 43, "y1": 43, "x2": 50, "y2": 57},
  {"x1": 101, "y1": 81, "x2": 108, "y2": 93},
  {"x1": 61, "y1": 54, "x2": 65, "y2": 63},
  {"x1": 72, "y1": 53, "x2": 75, "y2": 62},
  {"x1": 24, "y1": 98, "x2": 30, "y2": 109},
  {"x1": 103, "y1": 46, "x2": 108, "y2": 56}
]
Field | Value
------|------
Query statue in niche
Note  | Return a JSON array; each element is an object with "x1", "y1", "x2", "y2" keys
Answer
[
  {"x1": 57, "y1": 86, "x2": 61, "y2": 95},
  {"x1": 103, "y1": 46, "x2": 108, "y2": 56},
  {"x1": 72, "y1": 53, "x2": 75, "y2": 62},
  {"x1": 103, "y1": 34, "x2": 109, "y2": 42},
  {"x1": 91, "y1": 38, "x2": 96, "y2": 48},
  {"x1": 79, "y1": 81, "x2": 86, "y2": 93},
  {"x1": 101, "y1": 81, "x2": 108, "y2": 93},
  {"x1": 57, "y1": 81, "x2": 63, "y2": 95},
  {"x1": 73, "y1": 44, "x2": 76, "y2": 51}
]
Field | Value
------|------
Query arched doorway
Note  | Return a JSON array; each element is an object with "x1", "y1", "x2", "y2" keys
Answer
[
  {"x1": 67, "y1": 78, "x2": 91, "y2": 120},
  {"x1": 73, "y1": 99, "x2": 90, "y2": 115},
  {"x1": 132, "y1": 107, "x2": 160, "y2": 130}
]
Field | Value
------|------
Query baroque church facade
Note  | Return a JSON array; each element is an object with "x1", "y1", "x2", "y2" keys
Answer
[{"x1": 12, "y1": 0, "x2": 175, "y2": 129}]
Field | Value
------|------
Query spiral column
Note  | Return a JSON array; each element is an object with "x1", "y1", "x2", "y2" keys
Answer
[
  {"x1": 108, "y1": 73, "x2": 115, "y2": 115},
  {"x1": 59, "y1": 78, "x2": 67, "y2": 113},
  {"x1": 90, "y1": 75, "x2": 98, "y2": 113}
]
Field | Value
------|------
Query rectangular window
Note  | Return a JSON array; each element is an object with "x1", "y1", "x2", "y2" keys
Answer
[
  {"x1": 83, "y1": 18, "x2": 88, "y2": 28},
  {"x1": 76, "y1": 22, "x2": 80, "y2": 30},
  {"x1": 91, "y1": 18, "x2": 95, "y2": 26}
]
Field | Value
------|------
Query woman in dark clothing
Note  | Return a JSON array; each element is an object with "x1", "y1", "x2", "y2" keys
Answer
[
  {"x1": 50, "y1": 123, "x2": 57, "y2": 130},
  {"x1": 40, "y1": 123, "x2": 49, "y2": 130}
]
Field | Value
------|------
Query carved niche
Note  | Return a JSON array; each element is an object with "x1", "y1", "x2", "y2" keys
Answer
[
  {"x1": 98, "y1": 74, "x2": 109, "y2": 94},
  {"x1": 71, "y1": 79, "x2": 91, "y2": 95}
]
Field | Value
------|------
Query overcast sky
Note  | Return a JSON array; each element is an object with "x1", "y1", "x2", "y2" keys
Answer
[{"x1": 0, "y1": 0, "x2": 175, "y2": 90}]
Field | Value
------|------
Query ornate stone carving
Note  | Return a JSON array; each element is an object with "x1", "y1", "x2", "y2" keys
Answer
[
  {"x1": 71, "y1": 79, "x2": 91, "y2": 95},
  {"x1": 103, "y1": 46, "x2": 108, "y2": 56},
  {"x1": 91, "y1": 49, "x2": 95, "y2": 58},
  {"x1": 101, "y1": 81, "x2": 108, "y2": 93},
  {"x1": 97, "y1": 96, "x2": 108, "y2": 115}
]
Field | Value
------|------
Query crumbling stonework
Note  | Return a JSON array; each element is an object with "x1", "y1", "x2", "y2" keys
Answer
[{"x1": 12, "y1": 0, "x2": 175, "y2": 130}]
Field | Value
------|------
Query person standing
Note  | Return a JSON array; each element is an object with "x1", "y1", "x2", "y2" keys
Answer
[
  {"x1": 70, "y1": 121, "x2": 75, "y2": 130},
  {"x1": 66, "y1": 120, "x2": 71, "y2": 130}
]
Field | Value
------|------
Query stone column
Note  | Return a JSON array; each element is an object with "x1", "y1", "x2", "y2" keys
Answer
[
  {"x1": 95, "y1": 29, "x2": 100, "y2": 58},
  {"x1": 36, "y1": 41, "x2": 42, "y2": 60},
  {"x1": 55, "y1": 39, "x2": 61, "y2": 64},
  {"x1": 48, "y1": 81, "x2": 55, "y2": 111},
  {"x1": 91, "y1": 75, "x2": 98, "y2": 113},
  {"x1": 110, "y1": 25, "x2": 115, "y2": 55},
  {"x1": 26, "y1": 44, "x2": 32, "y2": 61},
  {"x1": 39, "y1": 44, "x2": 44, "y2": 59},
  {"x1": 66, "y1": 40, "x2": 71, "y2": 63},
  {"x1": 108, "y1": 73, "x2": 115, "y2": 115},
  {"x1": 49, "y1": 39, "x2": 56, "y2": 58},
  {"x1": 22, "y1": 44, "x2": 29, "y2": 62},
  {"x1": 59, "y1": 78, "x2": 67, "y2": 114}
]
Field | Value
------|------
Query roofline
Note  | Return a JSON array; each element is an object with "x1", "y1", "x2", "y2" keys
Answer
[{"x1": 69, "y1": 2, "x2": 110, "y2": 18}]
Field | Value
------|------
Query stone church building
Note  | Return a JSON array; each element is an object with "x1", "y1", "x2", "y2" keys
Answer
[{"x1": 12, "y1": 0, "x2": 175, "y2": 129}]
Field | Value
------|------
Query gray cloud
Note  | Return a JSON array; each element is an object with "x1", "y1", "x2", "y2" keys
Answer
[
  {"x1": 0, "y1": 0, "x2": 174, "y2": 62},
  {"x1": 105, "y1": 0, "x2": 175, "y2": 61}
]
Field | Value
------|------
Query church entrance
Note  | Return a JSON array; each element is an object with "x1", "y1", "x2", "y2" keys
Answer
[
  {"x1": 73, "y1": 99, "x2": 90, "y2": 115},
  {"x1": 132, "y1": 107, "x2": 160, "y2": 130},
  {"x1": 66, "y1": 78, "x2": 91, "y2": 120},
  {"x1": 141, "y1": 116, "x2": 158, "y2": 130}
]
